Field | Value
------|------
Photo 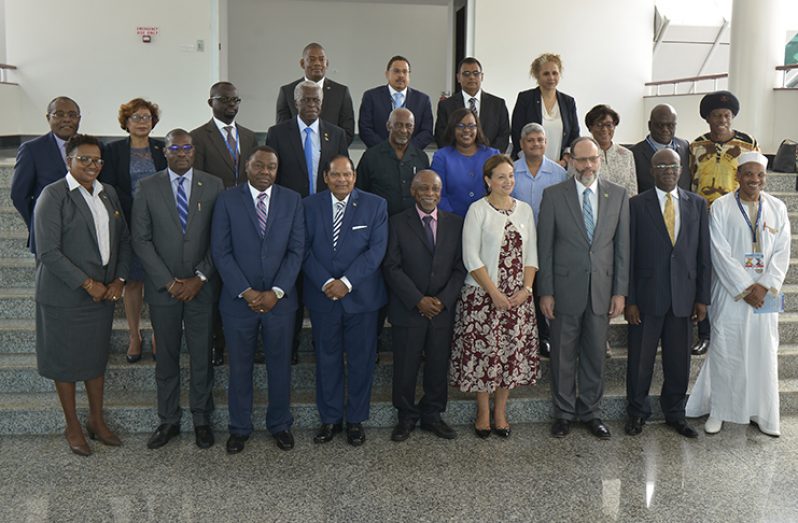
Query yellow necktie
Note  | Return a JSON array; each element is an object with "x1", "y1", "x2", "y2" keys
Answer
[{"x1": 664, "y1": 193, "x2": 675, "y2": 245}]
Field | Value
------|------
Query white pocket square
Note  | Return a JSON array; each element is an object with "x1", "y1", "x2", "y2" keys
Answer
[{"x1": 352, "y1": 225, "x2": 368, "y2": 230}]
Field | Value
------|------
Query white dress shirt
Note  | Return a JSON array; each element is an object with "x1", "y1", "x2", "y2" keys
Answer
[
  {"x1": 212, "y1": 116, "x2": 240, "y2": 155},
  {"x1": 461, "y1": 90, "x2": 482, "y2": 116},
  {"x1": 168, "y1": 168, "x2": 193, "y2": 208},
  {"x1": 66, "y1": 173, "x2": 110, "y2": 265},
  {"x1": 655, "y1": 186, "x2": 680, "y2": 239},
  {"x1": 388, "y1": 85, "x2": 408, "y2": 107},
  {"x1": 574, "y1": 176, "x2": 599, "y2": 217},
  {"x1": 247, "y1": 182, "x2": 273, "y2": 214}
]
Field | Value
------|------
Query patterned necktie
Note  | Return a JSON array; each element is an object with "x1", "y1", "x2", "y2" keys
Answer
[
  {"x1": 664, "y1": 192, "x2": 676, "y2": 245},
  {"x1": 582, "y1": 187, "x2": 594, "y2": 244},
  {"x1": 224, "y1": 125, "x2": 237, "y2": 164},
  {"x1": 422, "y1": 215, "x2": 435, "y2": 251},
  {"x1": 332, "y1": 200, "x2": 345, "y2": 250},
  {"x1": 468, "y1": 97, "x2": 477, "y2": 115},
  {"x1": 256, "y1": 192, "x2": 268, "y2": 237},
  {"x1": 304, "y1": 127, "x2": 315, "y2": 195},
  {"x1": 392, "y1": 92, "x2": 404, "y2": 109},
  {"x1": 176, "y1": 177, "x2": 188, "y2": 234}
]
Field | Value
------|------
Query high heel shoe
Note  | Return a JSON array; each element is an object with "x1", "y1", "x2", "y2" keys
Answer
[
  {"x1": 474, "y1": 425, "x2": 491, "y2": 439},
  {"x1": 86, "y1": 422, "x2": 122, "y2": 447},
  {"x1": 492, "y1": 425, "x2": 511, "y2": 438},
  {"x1": 64, "y1": 430, "x2": 91, "y2": 456},
  {"x1": 126, "y1": 331, "x2": 143, "y2": 363}
]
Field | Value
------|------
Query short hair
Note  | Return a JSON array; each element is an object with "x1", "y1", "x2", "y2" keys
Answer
[
  {"x1": 482, "y1": 154, "x2": 514, "y2": 192},
  {"x1": 411, "y1": 169, "x2": 442, "y2": 189},
  {"x1": 324, "y1": 154, "x2": 355, "y2": 174},
  {"x1": 520, "y1": 122, "x2": 546, "y2": 140},
  {"x1": 386, "y1": 55, "x2": 411, "y2": 71},
  {"x1": 570, "y1": 135, "x2": 600, "y2": 152},
  {"x1": 164, "y1": 128, "x2": 192, "y2": 146},
  {"x1": 246, "y1": 145, "x2": 279, "y2": 163},
  {"x1": 117, "y1": 98, "x2": 160, "y2": 131},
  {"x1": 65, "y1": 134, "x2": 101, "y2": 156},
  {"x1": 47, "y1": 96, "x2": 80, "y2": 115},
  {"x1": 458, "y1": 57, "x2": 482, "y2": 71},
  {"x1": 302, "y1": 42, "x2": 325, "y2": 56},
  {"x1": 441, "y1": 107, "x2": 489, "y2": 148},
  {"x1": 294, "y1": 80, "x2": 323, "y2": 102},
  {"x1": 585, "y1": 104, "x2": 620, "y2": 128},
  {"x1": 529, "y1": 53, "x2": 563, "y2": 79},
  {"x1": 209, "y1": 81, "x2": 235, "y2": 96}
]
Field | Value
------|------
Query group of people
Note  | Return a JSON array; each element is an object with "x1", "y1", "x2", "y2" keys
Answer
[{"x1": 11, "y1": 42, "x2": 790, "y2": 457}]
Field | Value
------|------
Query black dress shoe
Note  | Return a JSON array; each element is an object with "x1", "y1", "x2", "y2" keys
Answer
[
  {"x1": 624, "y1": 416, "x2": 644, "y2": 436},
  {"x1": 391, "y1": 422, "x2": 415, "y2": 442},
  {"x1": 588, "y1": 418, "x2": 611, "y2": 439},
  {"x1": 253, "y1": 351, "x2": 266, "y2": 365},
  {"x1": 226, "y1": 433, "x2": 249, "y2": 454},
  {"x1": 346, "y1": 423, "x2": 366, "y2": 446},
  {"x1": 147, "y1": 424, "x2": 179, "y2": 450},
  {"x1": 273, "y1": 430, "x2": 294, "y2": 450},
  {"x1": 313, "y1": 422, "x2": 342, "y2": 444},
  {"x1": 420, "y1": 419, "x2": 457, "y2": 440},
  {"x1": 692, "y1": 338, "x2": 710, "y2": 356},
  {"x1": 194, "y1": 425, "x2": 214, "y2": 449},
  {"x1": 538, "y1": 338, "x2": 551, "y2": 358},
  {"x1": 550, "y1": 419, "x2": 570, "y2": 438},
  {"x1": 492, "y1": 425, "x2": 511, "y2": 438},
  {"x1": 474, "y1": 425, "x2": 491, "y2": 439},
  {"x1": 211, "y1": 347, "x2": 224, "y2": 367},
  {"x1": 666, "y1": 419, "x2": 699, "y2": 438}
]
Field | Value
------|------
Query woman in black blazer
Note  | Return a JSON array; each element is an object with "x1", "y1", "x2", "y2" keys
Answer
[
  {"x1": 510, "y1": 53, "x2": 579, "y2": 162},
  {"x1": 100, "y1": 99, "x2": 166, "y2": 363}
]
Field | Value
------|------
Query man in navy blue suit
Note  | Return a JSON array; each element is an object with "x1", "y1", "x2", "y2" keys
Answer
[
  {"x1": 303, "y1": 155, "x2": 388, "y2": 446},
  {"x1": 211, "y1": 146, "x2": 305, "y2": 454},
  {"x1": 624, "y1": 148, "x2": 710, "y2": 438},
  {"x1": 358, "y1": 56, "x2": 434, "y2": 150},
  {"x1": 11, "y1": 96, "x2": 81, "y2": 253}
]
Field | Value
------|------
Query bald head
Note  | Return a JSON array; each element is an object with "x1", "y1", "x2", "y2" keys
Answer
[
  {"x1": 650, "y1": 148, "x2": 681, "y2": 192},
  {"x1": 649, "y1": 104, "x2": 678, "y2": 145},
  {"x1": 411, "y1": 169, "x2": 442, "y2": 213}
]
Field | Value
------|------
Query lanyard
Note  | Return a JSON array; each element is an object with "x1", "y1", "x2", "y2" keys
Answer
[
  {"x1": 735, "y1": 190, "x2": 762, "y2": 245},
  {"x1": 222, "y1": 126, "x2": 239, "y2": 180}
]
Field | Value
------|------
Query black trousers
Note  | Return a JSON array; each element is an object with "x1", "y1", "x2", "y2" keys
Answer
[
  {"x1": 532, "y1": 277, "x2": 550, "y2": 340},
  {"x1": 697, "y1": 316, "x2": 710, "y2": 340}
]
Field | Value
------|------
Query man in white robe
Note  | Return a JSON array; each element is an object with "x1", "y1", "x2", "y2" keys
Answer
[{"x1": 686, "y1": 152, "x2": 790, "y2": 436}]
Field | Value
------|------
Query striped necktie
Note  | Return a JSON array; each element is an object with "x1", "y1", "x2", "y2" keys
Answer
[
  {"x1": 582, "y1": 187, "x2": 594, "y2": 244},
  {"x1": 468, "y1": 97, "x2": 477, "y2": 115},
  {"x1": 256, "y1": 192, "x2": 268, "y2": 237},
  {"x1": 176, "y1": 177, "x2": 188, "y2": 233},
  {"x1": 332, "y1": 200, "x2": 345, "y2": 250}
]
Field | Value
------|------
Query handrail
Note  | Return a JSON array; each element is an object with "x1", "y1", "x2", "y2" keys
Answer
[
  {"x1": 0, "y1": 63, "x2": 17, "y2": 85},
  {"x1": 645, "y1": 73, "x2": 727, "y2": 87},
  {"x1": 776, "y1": 64, "x2": 798, "y2": 71},
  {"x1": 0, "y1": 64, "x2": 17, "y2": 70},
  {"x1": 646, "y1": 65, "x2": 798, "y2": 95}
]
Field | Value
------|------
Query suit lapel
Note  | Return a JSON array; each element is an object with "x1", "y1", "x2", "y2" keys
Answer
[
  {"x1": 675, "y1": 188, "x2": 691, "y2": 246},
  {"x1": 99, "y1": 187, "x2": 120, "y2": 272},
  {"x1": 644, "y1": 189, "x2": 671, "y2": 245},
  {"x1": 206, "y1": 121, "x2": 235, "y2": 172},
  {"x1": 335, "y1": 189, "x2": 359, "y2": 254},
  {"x1": 407, "y1": 207, "x2": 433, "y2": 255},
  {"x1": 262, "y1": 185, "x2": 280, "y2": 240},
  {"x1": 318, "y1": 121, "x2": 333, "y2": 193},
  {"x1": 67, "y1": 183, "x2": 100, "y2": 253},
  {"x1": 593, "y1": 179, "x2": 610, "y2": 243},
  {"x1": 156, "y1": 172, "x2": 182, "y2": 231},
  {"x1": 185, "y1": 173, "x2": 205, "y2": 232},
  {"x1": 48, "y1": 132, "x2": 67, "y2": 168},
  {"x1": 287, "y1": 119, "x2": 308, "y2": 179},
  {"x1": 532, "y1": 88, "x2": 543, "y2": 122},
  {"x1": 238, "y1": 183, "x2": 261, "y2": 238},
  {"x1": 565, "y1": 179, "x2": 589, "y2": 244}
]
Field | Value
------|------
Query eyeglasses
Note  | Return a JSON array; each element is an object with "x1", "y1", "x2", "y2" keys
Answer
[
  {"x1": 210, "y1": 96, "x2": 241, "y2": 105},
  {"x1": 68, "y1": 155, "x2": 104, "y2": 166},
  {"x1": 460, "y1": 71, "x2": 483, "y2": 78},
  {"x1": 654, "y1": 163, "x2": 681, "y2": 171},
  {"x1": 389, "y1": 68, "x2": 410, "y2": 75},
  {"x1": 166, "y1": 144, "x2": 194, "y2": 152},
  {"x1": 49, "y1": 111, "x2": 81, "y2": 120},
  {"x1": 572, "y1": 155, "x2": 601, "y2": 164},
  {"x1": 455, "y1": 123, "x2": 478, "y2": 130},
  {"x1": 593, "y1": 122, "x2": 615, "y2": 130},
  {"x1": 129, "y1": 114, "x2": 152, "y2": 122},
  {"x1": 299, "y1": 97, "x2": 322, "y2": 105}
]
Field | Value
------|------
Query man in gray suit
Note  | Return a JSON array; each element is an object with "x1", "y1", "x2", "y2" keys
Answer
[
  {"x1": 537, "y1": 136, "x2": 630, "y2": 439},
  {"x1": 132, "y1": 129, "x2": 224, "y2": 450}
]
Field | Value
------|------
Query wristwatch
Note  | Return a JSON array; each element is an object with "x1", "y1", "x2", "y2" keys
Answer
[
  {"x1": 195, "y1": 270, "x2": 208, "y2": 282},
  {"x1": 524, "y1": 286, "x2": 533, "y2": 294},
  {"x1": 273, "y1": 288, "x2": 285, "y2": 300}
]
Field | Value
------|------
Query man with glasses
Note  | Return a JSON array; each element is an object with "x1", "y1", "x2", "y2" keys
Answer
[
  {"x1": 358, "y1": 55, "x2": 434, "y2": 149},
  {"x1": 12, "y1": 96, "x2": 82, "y2": 253},
  {"x1": 434, "y1": 57, "x2": 510, "y2": 152},
  {"x1": 630, "y1": 104, "x2": 691, "y2": 193}
]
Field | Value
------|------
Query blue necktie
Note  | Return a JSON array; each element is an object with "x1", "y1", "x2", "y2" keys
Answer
[
  {"x1": 304, "y1": 127, "x2": 315, "y2": 195},
  {"x1": 176, "y1": 177, "x2": 188, "y2": 234},
  {"x1": 392, "y1": 92, "x2": 404, "y2": 109},
  {"x1": 582, "y1": 187, "x2": 594, "y2": 244}
]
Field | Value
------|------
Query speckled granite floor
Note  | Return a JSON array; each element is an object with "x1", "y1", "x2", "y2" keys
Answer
[{"x1": 2, "y1": 417, "x2": 798, "y2": 523}]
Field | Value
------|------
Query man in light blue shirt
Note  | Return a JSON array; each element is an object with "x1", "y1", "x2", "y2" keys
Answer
[{"x1": 511, "y1": 123, "x2": 567, "y2": 224}]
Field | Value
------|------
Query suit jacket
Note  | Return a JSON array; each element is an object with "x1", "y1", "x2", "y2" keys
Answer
[
  {"x1": 276, "y1": 77, "x2": 356, "y2": 145},
  {"x1": 265, "y1": 118, "x2": 349, "y2": 197},
  {"x1": 630, "y1": 137, "x2": 691, "y2": 193},
  {"x1": 383, "y1": 207, "x2": 466, "y2": 328},
  {"x1": 34, "y1": 179, "x2": 130, "y2": 307},
  {"x1": 510, "y1": 87, "x2": 580, "y2": 159},
  {"x1": 211, "y1": 183, "x2": 304, "y2": 317},
  {"x1": 190, "y1": 120, "x2": 259, "y2": 189},
  {"x1": 358, "y1": 85, "x2": 434, "y2": 149},
  {"x1": 537, "y1": 177, "x2": 630, "y2": 315},
  {"x1": 302, "y1": 188, "x2": 388, "y2": 314},
  {"x1": 434, "y1": 91, "x2": 510, "y2": 152},
  {"x1": 100, "y1": 137, "x2": 167, "y2": 223},
  {"x1": 627, "y1": 188, "x2": 710, "y2": 317},
  {"x1": 131, "y1": 169, "x2": 224, "y2": 307}
]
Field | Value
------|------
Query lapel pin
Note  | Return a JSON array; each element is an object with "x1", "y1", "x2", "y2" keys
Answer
[
  {"x1": 114, "y1": 210, "x2": 120, "y2": 218},
  {"x1": 324, "y1": 132, "x2": 329, "y2": 142},
  {"x1": 198, "y1": 181, "x2": 203, "y2": 186},
  {"x1": 603, "y1": 193, "x2": 608, "y2": 198},
  {"x1": 352, "y1": 202, "x2": 357, "y2": 208}
]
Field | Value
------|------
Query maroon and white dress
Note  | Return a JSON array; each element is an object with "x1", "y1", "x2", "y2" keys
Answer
[{"x1": 449, "y1": 208, "x2": 539, "y2": 392}]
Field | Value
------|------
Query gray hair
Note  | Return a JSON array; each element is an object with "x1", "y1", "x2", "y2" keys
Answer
[
  {"x1": 294, "y1": 80, "x2": 323, "y2": 102},
  {"x1": 520, "y1": 122, "x2": 546, "y2": 139},
  {"x1": 388, "y1": 107, "x2": 414, "y2": 125}
]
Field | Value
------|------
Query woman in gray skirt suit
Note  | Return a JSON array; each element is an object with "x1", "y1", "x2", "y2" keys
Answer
[{"x1": 34, "y1": 134, "x2": 131, "y2": 456}]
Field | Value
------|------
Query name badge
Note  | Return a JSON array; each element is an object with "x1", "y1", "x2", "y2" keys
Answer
[{"x1": 744, "y1": 252, "x2": 765, "y2": 273}]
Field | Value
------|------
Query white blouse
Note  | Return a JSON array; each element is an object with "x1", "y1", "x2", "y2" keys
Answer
[{"x1": 542, "y1": 100, "x2": 563, "y2": 162}]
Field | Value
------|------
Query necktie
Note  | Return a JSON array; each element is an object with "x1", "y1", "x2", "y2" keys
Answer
[
  {"x1": 582, "y1": 187, "x2": 594, "y2": 244},
  {"x1": 664, "y1": 193, "x2": 676, "y2": 245},
  {"x1": 332, "y1": 201, "x2": 345, "y2": 250},
  {"x1": 392, "y1": 92, "x2": 404, "y2": 109},
  {"x1": 422, "y1": 215, "x2": 435, "y2": 251},
  {"x1": 256, "y1": 192, "x2": 268, "y2": 237},
  {"x1": 468, "y1": 97, "x2": 477, "y2": 114},
  {"x1": 176, "y1": 177, "x2": 188, "y2": 234},
  {"x1": 304, "y1": 127, "x2": 315, "y2": 195},
  {"x1": 224, "y1": 126, "x2": 237, "y2": 164}
]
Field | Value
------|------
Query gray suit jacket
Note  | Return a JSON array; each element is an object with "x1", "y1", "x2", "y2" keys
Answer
[
  {"x1": 190, "y1": 120, "x2": 259, "y2": 189},
  {"x1": 537, "y1": 177, "x2": 630, "y2": 315},
  {"x1": 34, "y1": 179, "x2": 131, "y2": 307},
  {"x1": 131, "y1": 169, "x2": 224, "y2": 307}
]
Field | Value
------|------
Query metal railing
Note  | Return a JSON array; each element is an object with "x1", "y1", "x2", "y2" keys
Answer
[
  {"x1": 0, "y1": 64, "x2": 18, "y2": 85},
  {"x1": 776, "y1": 64, "x2": 798, "y2": 89},
  {"x1": 646, "y1": 65, "x2": 798, "y2": 96}
]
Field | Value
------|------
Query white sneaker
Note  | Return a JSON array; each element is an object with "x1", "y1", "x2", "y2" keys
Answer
[{"x1": 704, "y1": 416, "x2": 722, "y2": 434}]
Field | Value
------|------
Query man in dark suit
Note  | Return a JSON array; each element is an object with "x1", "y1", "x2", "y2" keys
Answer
[
  {"x1": 537, "y1": 136, "x2": 630, "y2": 440},
  {"x1": 11, "y1": 96, "x2": 81, "y2": 253},
  {"x1": 383, "y1": 170, "x2": 466, "y2": 442},
  {"x1": 191, "y1": 81, "x2": 259, "y2": 366},
  {"x1": 275, "y1": 42, "x2": 355, "y2": 145},
  {"x1": 211, "y1": 146, "x2": 305, "y2": 455},
  {"x1": 303, "y1": 155, "x2": 388, "y2": 446},
  {"x1": 624, "y1": 148, "x2": 710, "y2": 438},
  {"x1": 132, "y1": 129, "x2": 224, "y2": 450},
  {"x1": 434, "y1": 57, "x2": 510, "y2": 152},
  {"x1": 630, "y1": 104, "x2": 691, "y2": 192},
  {"x1": 358, "y1": 55, "x2": 434, "y2": 149},
  {"x1": 267, "y1": 80, "x2": 349, "y2": 364}
]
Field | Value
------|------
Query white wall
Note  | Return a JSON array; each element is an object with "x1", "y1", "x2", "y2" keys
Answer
[
  {"x1": 473, "y1": 0, "x2": 655, "y2": 145},
  {"x1": 227, "y1": 0, "x2": 449, "y2": 132},
  {"x1": 0, "y1": 83, "x2": 20, "y2": 135},
  {"x1": 772, "y1": 90, "x2": 798, "y2": 146},
  {"x1": 0, "y1": 0, "x2": 6, "y2": 63},
  {"x1": 4, "y1": 0, "x2": 216, "y2": 137}
]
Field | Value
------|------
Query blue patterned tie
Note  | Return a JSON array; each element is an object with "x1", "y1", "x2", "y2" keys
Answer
[
  {"x1": 332, "y1": 201, "x2": 345, "y2": 250},
  {"x1": 582, "y1": 187, "x2": 594, "y2": 244},
  {"x1": 304, "y1": 127, "x2": 315, "y2": 195},
  {"x1": 392, "y1": 92, "x2": 404, "y2": 109},
  {"x1": 176, "y1": 177, "x2": 188, "y2": 234},
  {"x1": 256, "y1": 192, "x2": 268, "y2": 238}
]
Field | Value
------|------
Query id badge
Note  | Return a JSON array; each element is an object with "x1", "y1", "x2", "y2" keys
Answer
[{"x1": 744, "y1": 252, "x2": 765, "y2": 273}]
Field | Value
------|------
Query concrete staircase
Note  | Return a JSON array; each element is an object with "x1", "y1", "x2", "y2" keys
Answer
[{"x1": 1, "y1": 156, "x2": 797, "y2": 434}]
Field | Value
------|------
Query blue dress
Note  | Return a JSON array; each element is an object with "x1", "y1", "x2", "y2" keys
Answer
[
  {"x1": 127, "y1": 147, "x2": 156, "y2": 281},
  {"x1": 430, "y1": 145, "x2": 500, "y2": 217}
]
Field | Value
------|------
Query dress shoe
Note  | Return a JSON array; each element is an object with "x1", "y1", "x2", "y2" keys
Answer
[
  {"x1": 492, "y1": 425, "x2": 511, "y2": 438},
  {"x1": 273, "y1": 430, "x2": 294, "y2": 451},
  {"x1": 86, "y1": 422, "x2": 122, "y2": 446},
  {"x1": 704, "y1": 416, "x2": 723, "y2": 434},
  {"x1": 146, "y1": 423, "x2": 179, "y2": 450},
  {"x1": 550, "y1": 419, "x2": 570, "y2": 438},
  {"x1": 692, "y1": 338, "x2": 710, "y2": 356},
  {"x1": 391, "y1": 422, "x2": 415, "y2": 442},
  {"x1": 226, "y1": 433, "x2": 249, "y2": 454},
  {"x1": 605, "y1": 342, "x2": 612, "y2": 359},
  {"x1": 346, "y1": 423, "x2": 366, "y2": 446},
  {"x1": 474, "y1": 425, "x2": 491, "y2": 439},
  {"x1": 194, "y1": 425, "x2": 214, "y2": 449},
  {"x1": 588, "y1": 418, "x2": 611, "y2": 439},
  {"x1": 126, "y1": 331, "x2": 143, "y2": 363},
  {"x1": 538, "y1": 338, "x2": 551, "y2": 358},
  {"x1": 64, "y1": 430, "x2": 91, "y2": 457},
  {"x1": 420, "y1": 419, "x2": 457, "y2": 440},
  {"x1": 666, "y1": 419, "x2": 698, "y2": 439},
  {"x1": 624, "y1": 416, "x2": 644, "y2": 436},
  {"x1": 313, "y1": 422, "x2": 343, "y2": 444},
  {"x1": 253, "y1": 351, "x2": 266, "y2": 364}
]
